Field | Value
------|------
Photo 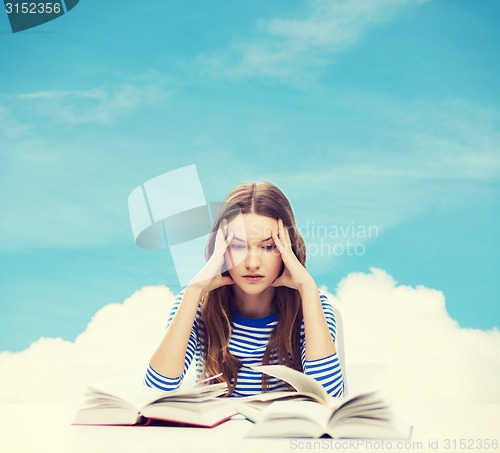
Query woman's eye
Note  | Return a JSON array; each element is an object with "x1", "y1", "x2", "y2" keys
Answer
[
  {"x1": 263, "y1": 245, "x2": 276, "y2": 251},
  {"x1": 230, "y1": 244, "x2": 247, "y2": 250}
]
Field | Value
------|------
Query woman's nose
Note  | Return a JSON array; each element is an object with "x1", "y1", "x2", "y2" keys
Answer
[{"x1": 245, "y1": 247, "x2": 261, "y2": 269}]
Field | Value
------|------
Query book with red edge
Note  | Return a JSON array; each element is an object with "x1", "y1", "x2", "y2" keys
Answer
[{"x1": 72, "y1": 378, "x2": 236, "y2": 428}]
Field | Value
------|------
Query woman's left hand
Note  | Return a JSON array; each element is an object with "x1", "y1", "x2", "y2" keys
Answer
[{"x1": 271, "y1": 218, "x2": 316, "y2": 292}]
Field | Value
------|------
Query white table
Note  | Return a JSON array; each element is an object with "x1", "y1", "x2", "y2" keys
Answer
[{"x1": 1, "y1": 404, "x2": 499, "y2": 453}]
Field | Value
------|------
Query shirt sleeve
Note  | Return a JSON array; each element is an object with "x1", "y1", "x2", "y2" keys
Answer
[
  {"x1": 300, "y1": 291, "x2": 345, "y2": 397},
  {"x1": 143, "y1": 289, "x2": 201, "y2": 391}
]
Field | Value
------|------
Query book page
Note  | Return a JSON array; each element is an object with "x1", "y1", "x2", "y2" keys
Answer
[
  {"x1": 239, "y1": 391, "x2": 326, "y2": 405},
  {"x1": 329, "y1": 419, "x2": 412, "y2": 439},
  {"x1": 329, "y1": 390, "x2": 383, "y2": 414},
  {"x1": 237, "y1": 392, "x2": 327, "y2": 423},
  {"x1": 250, "y1": 365, "x2": 330, "y2": 403},
  {"x1": 85, "y1": 378, "x2": 227, "y2": 411},
  {"x1": 260, "y1": 400, "x2": 332, "y2": 427},
  {"x1": 141, "y1": 398, "x2": 237, "y2": 427},
  {"x1": 326, "y1": 392, "x2": 412, "y2": 440},
  {"x1": 85, "y1": 378, "x2": 168, "y2": 410},
  {"x1": 244, "y1": 401, "x2": 333, "y2": 437},
  {"x1": 73, "y1": 406, "x2": 141, "y2": 426},
  {"x1": 246, "y1": 417, "x2": 326, "y2": 438}
]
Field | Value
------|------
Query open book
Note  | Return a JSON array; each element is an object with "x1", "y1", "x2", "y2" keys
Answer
[
  {"x1": 237, "y1": 365, "x2": 411, "y2": 439},
  {"x1": 72, "y1": 377, "x2": 237, "y2": 428}
]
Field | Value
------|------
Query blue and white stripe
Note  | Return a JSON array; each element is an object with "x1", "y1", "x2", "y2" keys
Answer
[{"x1": 144, "y1": 290, "x2": 344, "y2": 398}]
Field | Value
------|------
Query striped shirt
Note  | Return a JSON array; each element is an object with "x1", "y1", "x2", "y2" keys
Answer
[{"x1": 144, "y1": 290, "x2": 344, "y2": 398}]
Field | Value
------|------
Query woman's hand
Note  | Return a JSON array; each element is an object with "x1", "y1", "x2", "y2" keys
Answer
[
  {"x1": 271, "y1": 218, "x2": 316, "y2": 292},
  {"x1": 188, "y1": 219, "x2": 235, "y2": 293}
]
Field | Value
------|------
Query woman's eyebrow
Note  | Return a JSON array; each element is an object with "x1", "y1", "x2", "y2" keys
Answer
[{"x1": 233, "y1": 236, "x2": 273, "y2": 243}]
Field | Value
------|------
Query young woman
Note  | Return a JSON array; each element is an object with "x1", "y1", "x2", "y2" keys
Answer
[{"x1": 145, "y1": 181, "x2": 344, "y2": 398}]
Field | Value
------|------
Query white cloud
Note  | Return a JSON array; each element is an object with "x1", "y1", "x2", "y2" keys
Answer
[
  {"x1": 12, "y1": 81, "x2": 169, "y2": 124},
  {"x1": 15, "y1": 89, "x2": 106, "y2": 100},
  {"x1": 320, "y1": 268, "x2": 500, "y2": 415},
  {"x1": 0, "y1": 286, "x2": 195, "y2": 404},
  {"x1": 200, "y1": 0, "x2": 430, "y2": 84},
  {"x1": 1, "y1": 268, "x2": 498, "y2": 412}
]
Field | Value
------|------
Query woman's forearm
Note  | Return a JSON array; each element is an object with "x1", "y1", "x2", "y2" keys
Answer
[
  {"x1": 149, "y1": 285, "x2": 204, "y2": 377},
  {"x1": 299, "y1": 281, "x2": 336, "y2": 361}
]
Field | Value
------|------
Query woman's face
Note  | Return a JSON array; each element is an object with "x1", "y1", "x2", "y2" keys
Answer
[{"x1": 224, "y1": 213, "x2": 283, "y2": 294}]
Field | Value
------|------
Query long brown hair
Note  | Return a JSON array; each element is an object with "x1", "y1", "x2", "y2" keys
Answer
[{"x1": 200, "y1": 181, "x2": 307, "y2": 395}]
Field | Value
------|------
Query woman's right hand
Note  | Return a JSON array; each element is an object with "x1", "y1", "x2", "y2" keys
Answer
[{"x1": 187, "y1": 219, "x2": 235, "y2": 293}]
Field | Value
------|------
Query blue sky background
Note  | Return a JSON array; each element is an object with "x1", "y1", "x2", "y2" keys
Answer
[{"x1": 0, "y1": 0, "x2": 498, "y2": 351}]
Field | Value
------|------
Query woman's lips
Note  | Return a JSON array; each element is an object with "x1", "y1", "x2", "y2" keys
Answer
[{"x1": 243, "y1": 275, "x2": 264, "y2": 283}]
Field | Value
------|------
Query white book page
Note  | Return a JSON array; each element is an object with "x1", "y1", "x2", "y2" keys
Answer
[
  {"x1": 329, "y1": 419, "x2": 411, "y2": 439},
  {"x1": 239, "y1": 391, "x2": 326, "y2": 405},
  {"x1": 85, "y1": 378, "x2": 226, "y2": 411},
  {"x1": 251, "y1": 365, "x2": 330, "y2": 403},
  {"x1": 85, "y1": 378, "x2": 166, "y2": 410},
  {"x1": 260, "y1": 401, "x2": 332, "y2": 428}
]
